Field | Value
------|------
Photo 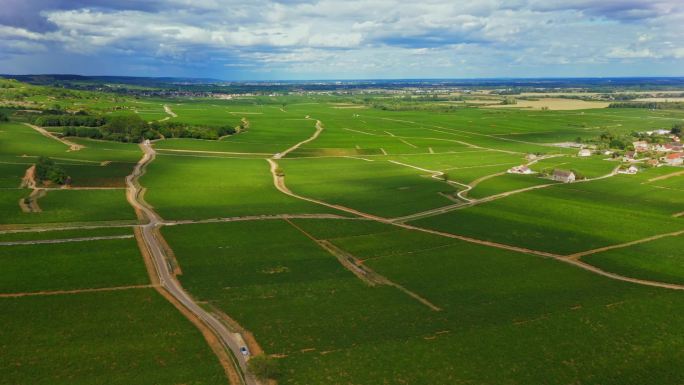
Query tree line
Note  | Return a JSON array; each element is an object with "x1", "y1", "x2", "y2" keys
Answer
[{"x1": 29, "y1": 112, "x2": 240, "y2": 143}]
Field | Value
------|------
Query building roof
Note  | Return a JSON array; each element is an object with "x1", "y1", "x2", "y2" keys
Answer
[
  {"x1": 553, "y1": 169, "x2": 574, "y2": 178},
  {"x1": 666, "y1": 152, "x2": 684, "y2": 159}
]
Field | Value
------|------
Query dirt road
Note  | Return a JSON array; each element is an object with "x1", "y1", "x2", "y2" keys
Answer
[
  {"x1": 268, "y1": 157, "x2": 684, "y2": 292},
  {"x1": 163, "y1": 104, "x2": 178, "y2": 118},
  {"x1": 392, "y1": 162, "x2": 618, "y2": 223},
  {"x1": 24, "y1": 123, "x2": 84, "y2": 151},
  {"x1": 126, "y1": 141, "x2": 258, "y2": 385},
  {"x1": 0, "y1": 234, "x2": 134, "y2": 246},
  {"x1": 273, "y1": 120, "x2": 324, "y2": 159}
]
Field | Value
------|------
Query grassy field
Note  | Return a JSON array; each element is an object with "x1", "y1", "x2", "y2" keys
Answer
[
  {"x1": 0, "y1": 226, "x2": 133, "y2": 242},
  {"x1": 0, "y1": 189, "x2": 136, "y2": 226},
  {"x1": 62, "y1": 161, "x2": 135, "y2": 187},
  {"x1": 163, "y1": 218, "x2": 684, "y2": 385},
  {"x1": 0, "y1": 237, "x2": 148, "y2": 293},
  {"x1": 0, "y1": 289, "x2": 227, "y2": 385},
  {"x1": 4, "y1": 82, "x2": 684, "y2": 384},
  {"x1": 413, "y1": 170, "x2": 684, "y2": 255},
  {"x1": 467, "y1": 173, "x2": 555, "y2": 199},
  {"x1": 281, "y1": 157, "x2": 457, "y2": 217},
  {"x1": 530, "y1": 155, "x2": 618, "y2": 178},
  {"x1": 142, "y1": 155, "x2": 335, "y2": 219},
  {"x1": 583, "y1": 234, "x2": 684, "y2": 285}
]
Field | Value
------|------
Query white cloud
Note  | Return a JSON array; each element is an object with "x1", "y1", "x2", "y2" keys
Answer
[{"x1": 0, "y1": 0, "x2": 682, "y2": 77}]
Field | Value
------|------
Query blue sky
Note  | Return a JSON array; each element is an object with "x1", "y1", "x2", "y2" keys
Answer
[{"x1": 0, "y1": 0, "x2": 683, "y2": 80}]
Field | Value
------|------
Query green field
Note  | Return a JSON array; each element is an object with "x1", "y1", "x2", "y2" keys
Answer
[
  {"x1": 0, "y1": 289, "x2": 227, "y2": 385},
  {"x1": 413, "y1": 171, "x2": 684, "y2": 255},
  {"x1": 281, "y1": 157, "x2": 457, "y2": 217},
  {"x1": 3, "y1": 79, "x2": 684, "y2": 384},
  {"x1": 163, "y1": 218, "x2": 684, "y2": 385},
  {"x1": 0, "y1": 189, "x2": 136, "y2": 226},
  {"x1": 583, "y1": 235, "x2": 684, "y2": 285},
  {"x1": 0, "y1": 237, "x2": 148, "y2": 293},
  {"x1": 142, "y1": 155, "x2": 336, "y2": 219}
]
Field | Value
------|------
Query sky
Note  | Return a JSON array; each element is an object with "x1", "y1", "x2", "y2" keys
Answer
[{"x1": 0, "y1": 0, "x2": 683, "y2": 80}]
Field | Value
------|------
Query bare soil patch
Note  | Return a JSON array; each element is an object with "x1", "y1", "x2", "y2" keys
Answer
[{"x1": 484, "y1": 98, "x2": 610, "y2": 110}]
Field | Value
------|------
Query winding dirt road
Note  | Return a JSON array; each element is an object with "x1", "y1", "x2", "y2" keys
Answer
[
  {"x1": 268, "y1": 156, "x2": 684, "y2": 292},
  {"x1": 273, "y1": 120, "x2": 323, "y2": 159},
  {"x1": 24, "y1": 123, "x2": 84, "y2": 151},
  {"x1": 126, "y1": 141, "x2": 258, "y2": 385},
  {"x1": 163, "y1": 104, "x2": 178, "y2": 118}
]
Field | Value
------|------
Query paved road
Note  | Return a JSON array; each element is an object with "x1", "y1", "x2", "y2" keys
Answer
[{"x1": 126, "y1": 141, "x2": 257, "y2": 385}]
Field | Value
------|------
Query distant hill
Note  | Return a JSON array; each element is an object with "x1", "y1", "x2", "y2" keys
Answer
[{"x1": 0, "y1": 74, "x2": 222, "y2": 87}]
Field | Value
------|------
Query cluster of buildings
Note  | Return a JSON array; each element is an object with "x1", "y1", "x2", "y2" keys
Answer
[{"x1": 627, "y1": 138, "x2": 683, "y2": 166}]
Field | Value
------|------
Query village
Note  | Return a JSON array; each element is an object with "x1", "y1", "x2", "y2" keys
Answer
[{"x1": 507, "y1": 128, "x2": 683, "y2": 183}]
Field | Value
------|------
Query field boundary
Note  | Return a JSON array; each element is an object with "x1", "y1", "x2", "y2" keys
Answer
[
  {"x1": 268, "y1": 159, "x2": 684, "y2": 292},
  {"x1": 0, "y1": 234, "x2": 134, "y2": 246},
  {"x1": 284, "y1": 218, "x2": 442, "y2": 311},
  {"x1": 0, "y1": 284, "x2": 156, "y2": 298},
  {"x1": 24, "y1": 123, "x2": 84, "y2": 151}
]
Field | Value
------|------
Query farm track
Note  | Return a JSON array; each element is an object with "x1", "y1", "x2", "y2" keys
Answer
[
  {"x1": 164, "y1": 213, "x2": 354, "y2": 226},
  {"x1": 127, "y1": 142, "x2": 259, "y2": 385},
  {"x1": 274, "y1": 119, "x2": 324, "y2": 159},
  {"x1": 0, "y1": 222, "x2": 137, "y2": 234},
  {"x1": 157, "y1": 148, "x2": 272, "y2": 156},
  {"x1": 0, "y1": 234, "x2": 134, "y2": 246},
  {"x1": 387, "y1": 160, "x2": 474, "y2": 202},
  {"x1": 163, "y1": 104, "x2": 178, "y2": 118},
  {"x1": 567, "y1": 229, "x2": 684, "y2": 260},
  {"x1": 0, "y1": 284, "x2": 157, "y2": 298},
  {"x1": 284, "y1": 218, "x2": 442, "y2": 311},
  {"x1": 269, "y1": 153, "x2": 684, "y2": 292},
  {"x1": 378, "y1": 116, "x2": 557, "y2": 149},
  {"x1": 646, "y1": 170, "x2": 684, "y2": 182},
  {"x1": 393, "y1": 162, "x2": 618, "y2": 223},
  {"x1": 24, "y1": 123, "x2": 84, "y2": 151}
]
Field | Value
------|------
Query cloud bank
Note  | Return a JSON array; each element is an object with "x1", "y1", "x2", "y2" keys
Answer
[{"x1": 0, "y1": 0, "x2": 683, "y2": 79}]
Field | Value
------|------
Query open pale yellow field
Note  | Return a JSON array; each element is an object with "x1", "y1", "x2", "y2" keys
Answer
[
  {"x1": 483, "y1": 98, "x2": 610, "y2": 110},
  {"x1": 634, "y1": 97, "x2": 684, "y2": 102}
]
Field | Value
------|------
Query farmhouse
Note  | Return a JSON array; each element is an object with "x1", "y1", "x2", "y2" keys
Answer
[
  {"x1": 577, "y1": 148, "x2": 592, "y2": 157},
  {"x1": 623, "y1": 151, "x2": 637, "y2": 162},
  {"x1": 618, "y1": 165, "x2": 639, "y2": 174},
  {"x1": 633, "y1": 141, "x2": 649, "y2": 152},
  {"x1": 647, "y1": 159, "x2": 661, "y2": 167},
  {"x1": 552, "y1": 169, "x2": 576, "y2": 183},
  {"x1": 663, "y1": 152, "x2": 684, "y2": 166},
  {"x1": 507, "y1": 165, "x2": 534, "y2": 174}
]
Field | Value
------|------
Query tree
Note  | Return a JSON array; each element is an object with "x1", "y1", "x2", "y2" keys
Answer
[
  {"x1": 0, "y1": 110, "x2": 8, "y2": 122},
  {"x1": 247, "y1": 356, "x2": 280, "y2": 381},
  {"x1": 34, "y1": 157, "x2": 68, "y2": 185},
  {"x1": 672, "y1": 122, "x2": 683, "y2": 136},
  {"x1": 501, "y1": 97, "x2": 517, "y2": 105},
  {"x1": 102, "y1": 114, "x2": 149, "y2": 142}
]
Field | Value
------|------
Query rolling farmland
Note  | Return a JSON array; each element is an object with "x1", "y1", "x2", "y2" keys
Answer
[{"x1": 2, "y1": 77, "x2": 684, "y2": 385}]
